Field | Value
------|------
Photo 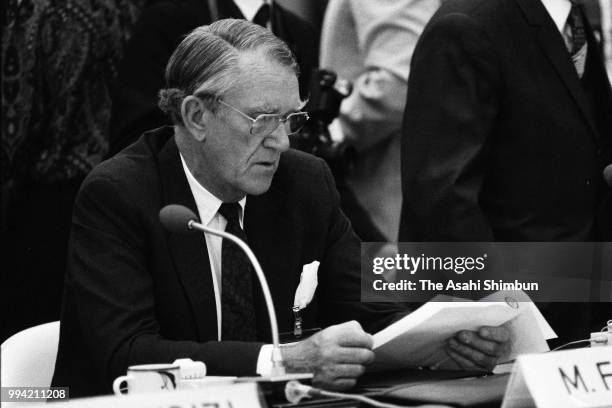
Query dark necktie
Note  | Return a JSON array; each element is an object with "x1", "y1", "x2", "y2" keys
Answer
[
  {"x1": 252, "y1": 3, "x2": 270, "y2": 28},
  {"x1": 218, "y1": 203, "x2": 257, "y2": 341},
  {"x1": 564, "y1": 1, "x2": 588, "y2": 77}
]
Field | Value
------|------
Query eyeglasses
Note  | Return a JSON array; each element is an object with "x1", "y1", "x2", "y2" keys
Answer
[{"x1": 218, "y1": 99, "x2": 309, "y2": 137}]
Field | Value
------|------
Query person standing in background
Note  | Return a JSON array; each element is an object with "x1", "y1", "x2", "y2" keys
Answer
[
  {"x1": 399, "y1": 0, "x2": 612, "y2": 343},
  {"x1": 596, "y1": 0, "x2": 612, "y2": 79},
  {"x1": 320, "y1": 0, "x2": 440, "y2": 242},
  {"x1": 1, "y1": 0, "x2": 148, "y2": 342}
]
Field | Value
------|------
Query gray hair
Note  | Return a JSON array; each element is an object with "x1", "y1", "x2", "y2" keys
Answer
[{"x1": 158, "y1": 19, "x2": 298, "y2": 125}]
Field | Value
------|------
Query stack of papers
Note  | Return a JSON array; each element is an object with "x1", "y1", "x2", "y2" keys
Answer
[{"x1": 372, "y1": 290, "x2": 555, "y2": 371}]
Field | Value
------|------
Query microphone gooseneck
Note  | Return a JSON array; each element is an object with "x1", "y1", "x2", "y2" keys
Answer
[{"x1": 159, "y1": 204, "x2": 287, "y2": 376}]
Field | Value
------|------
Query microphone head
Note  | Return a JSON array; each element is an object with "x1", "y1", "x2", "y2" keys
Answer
[
  {"x1": 604, "y1": 164, "x2": 612, "y2": 188},
  {"x1": 159, "y1": 204, "x2": 199, "y2": 234}
]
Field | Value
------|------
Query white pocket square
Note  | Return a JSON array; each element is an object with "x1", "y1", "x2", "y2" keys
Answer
[{"x1": 293, "y1": 260, "x2": 320, "y2": 310}]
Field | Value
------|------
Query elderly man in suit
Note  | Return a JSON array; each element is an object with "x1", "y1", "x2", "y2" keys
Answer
[
  {"x1": 399, "y1": 0, "x2": 612, "y2": 342},
  {"x1": 52, "y1": 20, "x2": 511, "y2": 397}
]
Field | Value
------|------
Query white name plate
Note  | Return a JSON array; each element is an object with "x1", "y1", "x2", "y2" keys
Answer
[
  {"x1": 27, "y1": 382, "x2": 262, "y2": 408},
  {"x1": 502, "y1": 346, "x2": 612, "y2": 408}
]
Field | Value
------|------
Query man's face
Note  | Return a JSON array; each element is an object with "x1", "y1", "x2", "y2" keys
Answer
[{"x1": 195, "y1": 50, "x2": 301, "y2": 201}]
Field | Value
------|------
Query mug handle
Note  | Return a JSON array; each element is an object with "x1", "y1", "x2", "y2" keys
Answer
[{"x1": 112, "y1": 375, "x2": 131, "y2": 396}]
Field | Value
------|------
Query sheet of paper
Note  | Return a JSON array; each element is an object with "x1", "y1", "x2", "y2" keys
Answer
[
  {"x1": 373, "y1": 300, "x2": 519, "y2": 370},
  {"x1": 479, "y1": 290, "x2": 556, "y2": 340},
  {"x1": 372, "y1": 290, "x2": 555, "y2": 371}
]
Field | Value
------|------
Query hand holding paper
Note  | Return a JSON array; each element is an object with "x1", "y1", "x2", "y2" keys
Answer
[
  {"x1": 446, "y1": 326, "x2": 512, "y2": 371},
  {"x1": 371, "y1": 290, "x2": 554, "y2": 371},
  {"x1": 282, "y1": 320, "x2": 374, "y2": 390}
]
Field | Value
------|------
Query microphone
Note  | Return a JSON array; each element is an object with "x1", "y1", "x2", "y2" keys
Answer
[
  {"x1": 159, "y1": 204, "x2": 197, "y2": 233},
  {"x1": 159, "y1": 204, "x2": 311, "y2": 382},
  {"x1": 604, "y1": 164, "x2": 612, "y2": 188}
]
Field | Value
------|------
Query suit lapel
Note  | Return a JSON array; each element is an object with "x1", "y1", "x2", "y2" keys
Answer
[
  {"x1": 245, "y1": 182, "x2": 302, "y2": 340},
  {"x1": 157, "y1": 133, "x2": 303, "y2": 341},
  {"x1": 157, "y1": 134, "x2": 218, "y2": 341},
  {"x1": 515, "y1": 0, "x2": 600, "y2": 142}
]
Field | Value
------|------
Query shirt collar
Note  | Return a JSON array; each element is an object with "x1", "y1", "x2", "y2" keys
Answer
[
  {"x1": 233, "y1": 0, "x2": 270, "y2": 21},
  {"x1": 540, "y1": 0, "x2": 573, "y2": 34},
  {"x1": 180, "y1": 153, "x2": 246, "y2": 227}
]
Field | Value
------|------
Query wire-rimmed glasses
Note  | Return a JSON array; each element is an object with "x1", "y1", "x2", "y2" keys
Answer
[{"x1": 217, "y1": 99, "x2": 309, "y2": 137}]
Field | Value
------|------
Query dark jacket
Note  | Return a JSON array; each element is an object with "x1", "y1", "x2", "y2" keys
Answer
[
  {"x1": 399, "y1": 0, "x2": 612, "y2": 242},
  {"x1": 398, "y1": 0, "x2": 612, "y2": 343},
  {"x1": 52, "y1": 127, "x2": 401, "y2": 397}
]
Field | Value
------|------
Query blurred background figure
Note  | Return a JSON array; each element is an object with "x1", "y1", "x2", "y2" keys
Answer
[
  {"x1": 281, "y1": 0, "x2": 328, "y2": 34},
  {"x1": 597, "y1": 0, "x2": 612, "y2": 79},
  {"x1": 583, "y1": 0, "x2": 612, "y2": 79},
  {"x1": 399, "y1": 0, "x2": 612, "y2": 344},
  {"x1": 1, "y1": 0, "x2": 148, "y2": 342},
  {"x1": 320, "y1": 0, "x2": 440, "y2": 242},
  {"x1": 108, "y1": 0, "x2": 323, "y2": 156},
  {"x1": 586, "y1": 0, "x2": 612, "y2": 340}
]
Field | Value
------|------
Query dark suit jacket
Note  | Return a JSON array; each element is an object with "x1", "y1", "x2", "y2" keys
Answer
[
  {"x1": 108, "y1": 0, "x2": 319, "y2": 156},
  {"x1": 51, "y1": 127, "x2": 402, "y2": 397},
  {"x1": 398, "y1": 0, "x2": 612, "y2": 342},
  {"x1": 399, "y1": 0, "x2": 612, "y2": 243}
]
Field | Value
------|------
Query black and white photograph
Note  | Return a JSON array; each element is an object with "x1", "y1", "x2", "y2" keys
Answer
[{"x1": 2, "y1": 0, "x2": 612, "y2": 407}]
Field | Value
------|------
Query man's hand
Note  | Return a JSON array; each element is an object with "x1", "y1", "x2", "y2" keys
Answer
[
  {"x1": 281, "y1": 320, "x2": 374, "y2": 390},
  {"x1": 445, "y1": 326, "x2": 512, "y2": 371}
]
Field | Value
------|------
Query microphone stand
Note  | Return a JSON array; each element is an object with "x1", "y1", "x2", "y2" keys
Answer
[
  {"x1": 160, "y1": 204, "x2": 313, "y2": 395},
  {"x1": 185, "y1": 219, "x2": 287, "y2": 376}
]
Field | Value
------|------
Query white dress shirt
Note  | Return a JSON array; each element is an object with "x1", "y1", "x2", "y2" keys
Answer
[
  {"x1": 233, "y1": 0, "x2": 269, "y2": 21},
  {"x1": 180, "y1": 154, "x2": 272, "y2": 374},
  {"x1": 541, "y1": 0, "x2": 573, "y2": 35}
]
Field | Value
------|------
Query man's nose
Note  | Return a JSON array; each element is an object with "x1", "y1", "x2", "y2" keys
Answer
[{"x1": 264, "y1": 123, "x2": 290, "y2": 152}]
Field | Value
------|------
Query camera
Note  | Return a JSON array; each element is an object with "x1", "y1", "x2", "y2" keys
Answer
[{"x1": 290, "y1": 69, "x2": 355, "y2": 176}]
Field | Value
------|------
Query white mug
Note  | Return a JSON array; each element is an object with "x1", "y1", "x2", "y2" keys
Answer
[{"x1": 113, "y1": 364, "x2": 180, "y2": 396}]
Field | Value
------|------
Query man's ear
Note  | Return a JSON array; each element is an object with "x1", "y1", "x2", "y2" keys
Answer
[{"x1": 181, "y1": 96, "x2": 213, "y2": 142}]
